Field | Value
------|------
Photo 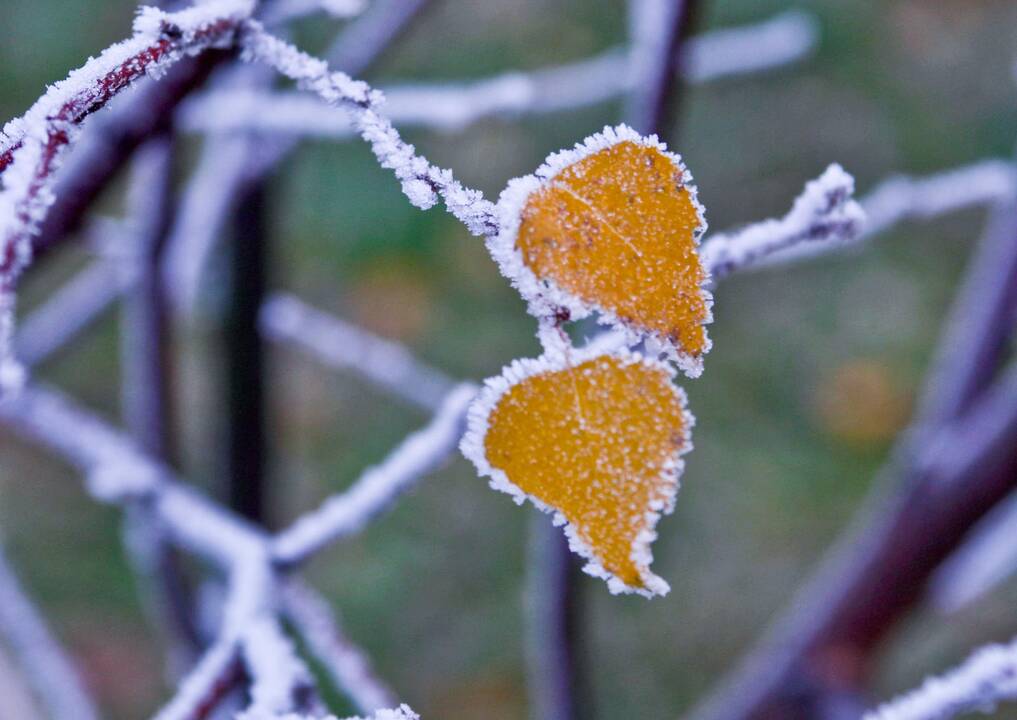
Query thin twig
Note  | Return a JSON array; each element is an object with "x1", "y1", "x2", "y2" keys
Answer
[
  {"x1": 165, "y1": 0, "x2": 431, "y2": 313},
  {"x1": 260, "y1": 293, "x2": 456, "y2": 413},
  {"x1": 272, "y1": 383, "x2": 477, "y2": 566},
  {"x1": 861, "y1": 636, "x2": 1017, "y2": 720},
  {"x1": 699, "y1": 164, "x2": 864, "y2": 281},
  {"x1": 283, "y1": 580, "x2": 398, "y2": 714},
  {"x1": 15, "y1": 258, "x2": 127, "y2": 367},
  {"x1": 0, "y1": 539, "x2": 99, "y2": 720}
]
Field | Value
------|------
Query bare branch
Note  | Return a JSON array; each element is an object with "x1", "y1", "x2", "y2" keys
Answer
[
  {"x1": 526, "y1": 517, "x2": 585, "y2": 720},
  {"x1": 273, "y1": 383, "x2": 477, "y2": 566},
  {"x1": 624, "y1": 0, "x2": 695, "y2": 132}
]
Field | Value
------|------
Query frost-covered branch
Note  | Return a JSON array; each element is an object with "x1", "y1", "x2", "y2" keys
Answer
[
  {"x1": 0, "y1": 380, "x2": 440, "y2": 714},
  {"x1": 0, "y1": 383, "x2": 262, "y2": 569},
  {"x1": 181, "y1": 11, "x2": 817, "y2": 137},
  {"x1": 18, "y1": 155, "x2": 1010, "y2": 381},
  {"x1": 0, "y1": 0, "x2": 257, "y2": 388},
  {"x1": 911, "y1": 203, "x2": 1017, "y2": 432},
  {"x1": 0, "y1": 540, "x2": 99, "y2": 720},
  {"x1": 15, "y1": 259, "x2": 127, "y2": 368},
  {"x1": 273, "y1": 383, "x2": 477, "y2": 565},
  {"x1": 166, "y1": 0, "x2": 432, "y2": 312},
  {"x1": 699, "y1": 163, "x2": 865, "y2": 281},
  {"x1": 152, "y1": 639, "x2": 241, "y2": 720},
  {"x1": 237, "y1": 706, "x2": 419, "y2": 720},
  {"x1": 0, "y1": 644, "x2": 43, "y2": 720},
  {"x1": 684, "y1": 9, "x2": 818, "y2": 82},
  {"x1": 931, "y1": 490, "x2": 1017, "y2": 613},
  {"x1": 862, "y1": 637, "x2": 1017, "y2": 720},
  {"x1": 261, "y1": 294, "x2": 456, "y2": 412},
  {"x1": 755, "y1": 159, "x2": 1017, "y2": 268},
  {"x1": 0, "y1": 0, "x2": 255, "y2": 288},
  {"x1": 861, "y1": 160, "x2": 1016, "y2": 237},
  {"x1": 241, "y1": 616, "x2": 318, "y2": 717},
  {"x1": 239, "y1": 24, "x2": 498, "y2": 237},
  {"x1": 283, "y1": 581, "x2": 398, "y2": 714}
]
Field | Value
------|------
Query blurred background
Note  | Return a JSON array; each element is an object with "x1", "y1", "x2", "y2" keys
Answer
[{"x1": 2, "y1": 0, "x2": 1017, "y2": 718}]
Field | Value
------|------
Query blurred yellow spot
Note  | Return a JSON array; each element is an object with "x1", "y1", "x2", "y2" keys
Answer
[
  {"x1": 349, "y1": 259, "x2": 433, "y2": 342},
  {"x1": 517, "y1": 141, "x2": 708, "y2": 358},
  {"x1": 484, "y1": 354, "x2": 688, "y2": 591},
  {"x1": 815, "y1": 359, "x2": 910, "y2": 444}
]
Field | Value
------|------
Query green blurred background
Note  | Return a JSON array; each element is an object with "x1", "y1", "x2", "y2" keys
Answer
[{"x1": 2, "y1": 0, "x2": 1017, "y2": 718}]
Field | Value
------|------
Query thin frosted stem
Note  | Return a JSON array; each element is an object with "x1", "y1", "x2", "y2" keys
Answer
[
  {"x1": 283, "y1": 581, "x2": 398, "y2": 714},
  {"x1": 273, "y1": 383, "x2": 477, "y2": 566},
  {"x1": 862, "y1": 637, "x2": 1017, "y2": 720},
  {"x1": 699, "y1": 164, "x2": 865, "y2": 281}
]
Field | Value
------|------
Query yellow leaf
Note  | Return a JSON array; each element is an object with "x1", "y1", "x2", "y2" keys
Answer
[
  {"x1": 461, "y1": 350, "x2": 692, "y2": 597},
  {"x1": 490, "y1": 125, "x2": 711, "y2": 377}
]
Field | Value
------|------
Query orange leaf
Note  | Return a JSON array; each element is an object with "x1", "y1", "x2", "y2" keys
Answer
[
  {"x1": 461, "y1": 349, "x2": 692, "y2": 597},
  {"x1": 490, "y1": 125, "x2": 711, "y2": 377}
]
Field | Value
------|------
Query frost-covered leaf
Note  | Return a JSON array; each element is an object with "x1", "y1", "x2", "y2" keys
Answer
[
  {"x1": 461, "y1": 349, "x2": 692, "y2": 597},
  {"x1": 490, "y1": 125, "x2": 711, "y2": 376}
]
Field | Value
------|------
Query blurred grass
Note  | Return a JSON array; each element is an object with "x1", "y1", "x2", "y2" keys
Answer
[{"x1": 2, "y1": 0, "x2": 1017, "y2": 718}]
